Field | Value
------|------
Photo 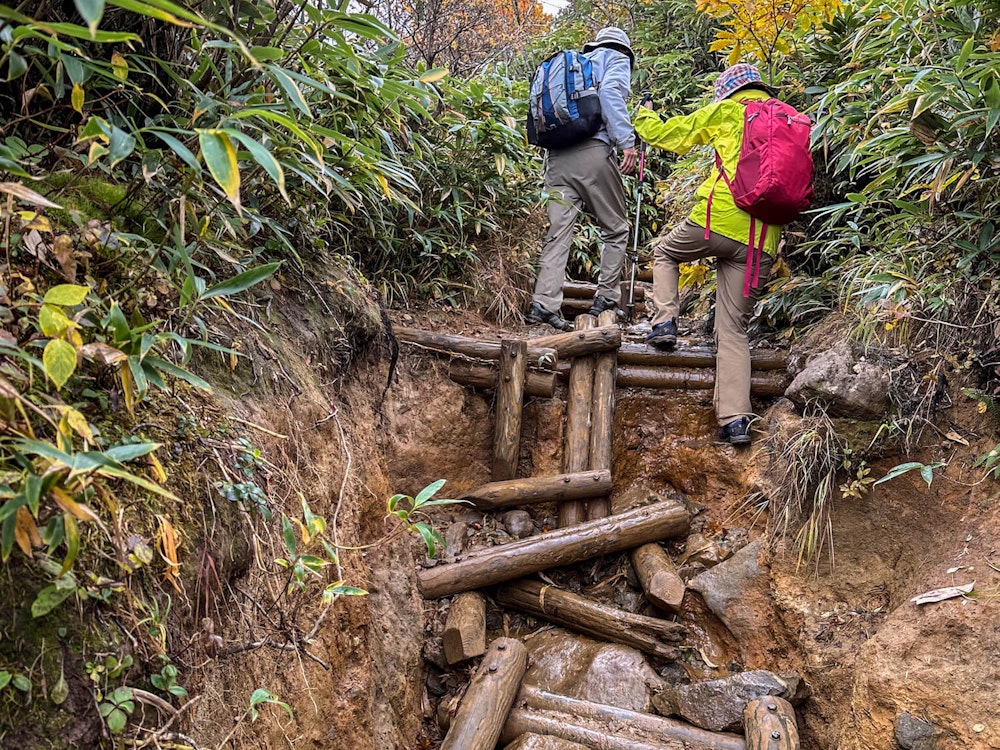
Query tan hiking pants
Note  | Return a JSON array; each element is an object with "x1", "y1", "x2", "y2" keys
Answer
[
  {"x1": 532, "y1": 139, "x2": 629, "y2": 313},
  {"x1": 649, "y1": 219, "x2": 774, "y2": 426}
]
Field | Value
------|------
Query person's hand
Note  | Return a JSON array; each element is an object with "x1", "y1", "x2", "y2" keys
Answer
[
  {"x1": 641, "y1": 99, "x2": 654, "y2": 110},
  {"x1": 620, "y1": 147, "x2": 637, "y2": 174}
]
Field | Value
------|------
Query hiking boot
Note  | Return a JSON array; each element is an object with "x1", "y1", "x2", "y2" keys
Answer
[
  {"x1": 646, "y1": 319, "x2": 678, "y2": 349},
  {"x1": 719, "y1": 416, "x2": 753, "y2": 446},
  {"x1": 587, "y1": 295, "x2": 625, "y2": 320},
  {"x1": 525, "y1": 302, "x2": 573, "y2": 332}
]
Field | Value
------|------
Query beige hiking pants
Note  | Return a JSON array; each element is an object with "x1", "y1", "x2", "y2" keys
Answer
[
  {"x1": 532, "y1": 139, "x2": 629, "y2": 313},
  {"x1": 649, "y1": 219, "x2": 774, "y2": 426}
]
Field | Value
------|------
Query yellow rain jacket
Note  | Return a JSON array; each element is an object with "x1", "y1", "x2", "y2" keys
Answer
[{"x1": 634, "y1": 89, "x2": 781, "y2": 256}]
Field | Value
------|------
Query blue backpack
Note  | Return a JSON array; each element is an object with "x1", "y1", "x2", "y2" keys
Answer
[{"x1": 526, "y1": 50, "x2": 603, "y2": 150}]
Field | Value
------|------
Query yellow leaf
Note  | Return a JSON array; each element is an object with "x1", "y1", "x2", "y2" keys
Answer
[
  {"x1": 43, "y1": 338, "x2": 78, "y2": 390},
  {"x1": 50, "y1": 486, "x2": 99, "y2": 522},
  {"x1": 63, "y1": 406, "x2": 94, "y2": 442},
  {"x1": 111, "y1": 52, "x2": 128, "y2": 81},
  {"x1": 120, "y1": 363, "x2": 137, "y2": 414},
  {"x1": 88, "y1": 141, "x2": 109, "y2": 165},
  {"x1": 39, "y1": 304, "x2": 70, "y2": 338},
  {"x1": 14, "y1": 506, "x2": 39, "y2": 556},
  {"x1": 71, "y1": 83, "x2": 84, "y2": 113},
  {"x1": 26, "y1": 214, "x2": 52, "y2": 232},
  {"x1": 147, "y1": 452, "x2": 167, "y2": 483},
  {"x1": 419, "y1": 68, "x2": 449, "y2": 83},
  {"x1": 157, "y1": 515, "x2": 182, "y2": 592},
  {"x1": 197, "y1": 130, "x2": 241, "y2": 213}
]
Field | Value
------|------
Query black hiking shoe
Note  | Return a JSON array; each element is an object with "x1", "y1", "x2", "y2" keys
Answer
[
  {"x1": 719, "y1": 416, "x2": 753, "y2": 446},
  {"x1": 525, "y1": 302, "x2": 573, "y2": 332},
  {"x1": 587, "y1": 295, "x2": 625, "y2": 320},
  {"x1": 646, "y1": 319, "x2": 678, "y2": 349}
]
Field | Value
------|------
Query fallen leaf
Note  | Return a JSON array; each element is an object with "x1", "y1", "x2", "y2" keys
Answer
[
  {"x1": 910, "y1": 582, "x2": 974, "y2": 605},
  {"x1": 944, "y1": 431, "x2": 969, "y2": 446}
]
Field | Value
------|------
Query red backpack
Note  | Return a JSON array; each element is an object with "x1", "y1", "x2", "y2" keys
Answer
[{"x1": 707, "y1": 98, "x2": 814, "y2": 296}]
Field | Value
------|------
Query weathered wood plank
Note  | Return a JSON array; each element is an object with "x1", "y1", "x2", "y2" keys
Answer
[
  {"x1": 494, "y1": 579, "x2": 684, "y2": 660},
  {"x1": 618, "y1": 342, "x2": 787, "y2": 371},
  {"x1": 492, "y1": 339, "x2": 527, "y2": 481},
  {"x1": 417, "y1": 501, "x2": 690, "y2": 599},
  {"x1": 443, "y1": 592, "x2": 486, "y2": 665},
  {"x1": 561, "y1": 314, "x2": 596, "y2": 526},
  {"x1": 588, "y1": 309, "x2": 618, "y2": 520},
  {"x1": 617, "y1": 366, "x2": 789, "y2": 396},
  {"x1": 457, "y1": 470, "x2": 612, "y2": 511},
  {"x1": 743, "y1": 697, "x2": 800, "y2": 750},
  {"x1": 449, "y1": 360, "x2": 557, "y2": 398},
  {"x1": 528, "y1": 325, "x2": 621, "y2": 358},
  {"x1": 440, "y1": 637, "x2": 528, "y2": 750}
]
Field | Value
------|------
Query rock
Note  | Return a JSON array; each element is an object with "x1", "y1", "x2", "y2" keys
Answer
[
  {"x1": 894, "y1": 712, "x2": 937, "y2": 750},
  {"x1": 784, "y1": 339, "x2": 891, "y2": 420},
  {"x1": 651, "y1": 670, "x2": 800, "y2": 732},
  {"x1": 523, "y1": 629, "x2": 664, "y2": 713},
  {"x1": 503, "y1": 510, "x2": 535, "y2": 539},
  {"x1": 502, "y1": 733, "x2": 589, "y2": 750},
  {"x1": 681, "y1": 532, "x2": 732, "y2": 568},
  {"x1": 443, "y1": 521, "x2": 467, "y2": 559},
  {"x1": 422, "y1": 637, "x2": 447, "y2": 670},
  {"x1": 689, "y1": 540, "x2": 763, "y2": 629}
]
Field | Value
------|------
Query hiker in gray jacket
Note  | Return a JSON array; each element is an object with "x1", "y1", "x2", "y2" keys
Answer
[{"x1": 525, "y1": 27, "x2": 637, "y2": 331}]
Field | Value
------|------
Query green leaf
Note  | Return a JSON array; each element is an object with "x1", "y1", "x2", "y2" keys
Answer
[
  {"x1": 7, "y1": 51, "x2": 27, "y2": 81},
  {"x1": 197, "y1": 129, "x2": 241, "y2": 210},
  {"x1": 202, "y1": 262, "x2": 280, "y2": 301},
  {"x1": 148, "y1": 130, "x2": 200, "y2": 172},
  {"x1": 43, "y1": 339, "x2": 78, "y2": 389},
  {"x1": 104, "y1": 442, "x2": 160, "y2": 463},
  {"x1": 106, "y1": 707, "x2": 127, "y2": 733},
  {"x1": 60, "y1": 514, "x2": 80, "y2": 576},
  {"x1": 414, "y1": 479, "x2": 445, "y2": 507},
  {"x1": 106, "y1": 302, "x2": 130, "y2": 342},
  {"x1": 249, "y1": 46, "x2": 284, "y2": 61},
  {"x1": 108, "y1": 126, "x2": 136, "y2": 166},
  {"x1": 414, "y1": 522, "x2": 443, "y2": 558},
  {"x1": 0, "y1": 671, "x2": 10, "y2": 690},
  {"x1": 265, "y1": 64, "x2": 312, "y2": 118},
  {"x1": 73, "y1": 0, "x2": 105, "y2": 36},
  {"x1": 32, "y1": 584, "x2": 76, "y2": 618},
  {"x1": 11, "y1": 674, "x2": 31, "y2": 693},
  {"x1": 873, "y1": 462, "x2": 925, "y2": 486},
  {"x1": 143, "y1": 356, "x2": 211, "y2": 390},
  {"x1": 44, "y1": 284, "x2": 90, "y2": 306},
  {"x1": 955, "y1": 37, "x2": 974, "y2": 72},
  {"x1": 281, "y1": 515, "x2": 296, "y2": 557}
]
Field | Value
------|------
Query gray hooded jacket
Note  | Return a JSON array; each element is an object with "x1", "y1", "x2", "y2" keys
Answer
[{"x1": 586, "y1": 46, "x2": 635, "y2": 151}]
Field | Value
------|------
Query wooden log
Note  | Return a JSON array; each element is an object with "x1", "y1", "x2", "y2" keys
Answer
[
  {"x1": 502, "y1": 733, "x2": 590, "y2": 750},
  {"x1": 743, "y1": 697, "x2": 800, "y2": 750},
  {"x1": 458, "y1": 470, "x2": 612, "y2": 511},
  {"x1": 561, "y1": 281, "x2": 646, "y2": 301},
  {"x1": 449, "y1": 360, "x2": 557, "y2": 398},
  {"x1": 394, "y1": 327, "x2": 558, "y2": 370},
  {"x1": 501, "y1": 686, "x2": 747, "y2": 750},
  {"x1": 637, "y1": 267, "x2": 653, "y2": 283},
  {"x1": 617, "y1": 366, "x2": 789, "y2": 396},
  {"x1": 495, "y1": 579, "x2": 684, "y2": 660},
  {"x1": 528, "y1": 325, "x2": 621, "y2": 358},
  {"x1": 440, "y1": 637, "x2": 528, "y2": 750},
  {"x1": 443, "y1": 592, "x2": 486, "y2": 665},
  {"x1": 417, "y1": 500, "x2": 690, "y2": 599},
  {"x1": 560, "y1": 314, "x2": 596, "y2": 526},
  {"x1": 588, "y1": 309, "x2": 617, "y2": 520},
  {"x1": 618, "y1": 342, "x2": 788, "y2": 371},
  {"x1": 562, "y1": 298, "x2": 644, "y2": 317},
  {"x1": 493, "y1": 340, "x2": 527, "y2": 481},
  {"x1": 631, "y1": 543, "x2": 685, "y2": 614}
]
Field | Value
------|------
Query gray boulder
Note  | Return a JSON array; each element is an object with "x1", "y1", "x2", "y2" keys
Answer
[
  {"x1": 894, "y1": 712, "x2": 937, "y2": 750},
  {"x1": 689, "y1": 540, "x2": 762, "y2": 629},
  {"x1": 652, "y1": 670, "x2": 801, "y2": 732},
  {"x1": 785, "y1": 340, "x2": 891, "y2": 420}
]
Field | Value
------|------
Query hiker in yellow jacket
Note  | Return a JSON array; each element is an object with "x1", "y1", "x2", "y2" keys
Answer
[{"x1": 635, "y1": 64, "x2": 781, "y2": 445}]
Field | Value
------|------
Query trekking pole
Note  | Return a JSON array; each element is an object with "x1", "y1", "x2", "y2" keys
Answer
[{"x1": 626, "y1": 137, "x2": 647, "y2": 324}]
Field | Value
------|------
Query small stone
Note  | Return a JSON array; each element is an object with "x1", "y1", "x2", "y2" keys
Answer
[
  {"x1": 689, "y1": 540, "x2": 763, "y2": 627},
  {"x1": 444, "y1": 522, "x2": 467, "y2": 559},
  {"x1": 973, "y1": 724, "x2": 985, "y2": 733},
  {"x1": 503, "y1": 510, "x2": 535, "y2": 539},
  {"x1": 894, "y1": 712, "x2": 936, "y2": 749}
]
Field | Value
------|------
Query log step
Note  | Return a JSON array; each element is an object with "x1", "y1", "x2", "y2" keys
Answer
[{"x1": 457, "y1": 470, "x2": 612, "y2": 511}]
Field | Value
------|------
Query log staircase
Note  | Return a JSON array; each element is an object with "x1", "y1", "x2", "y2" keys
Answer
[{"x1": 394, "y1": 283, "x2": 797, "y2": 750}]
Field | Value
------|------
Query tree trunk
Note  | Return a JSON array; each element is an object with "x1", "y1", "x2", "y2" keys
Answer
[
  {"x1": 458, "y1": 470, "x2": 612, "y2": 511},
  {"x1": 492, "y1": 339, "x2": 527, "y2": 481},
  {"x1": 417, "y1": 500, "x2": 690, "y2": 599},
  {"x1": 502, "y1": 686, "x2": 746, "y2": 750},
  {"x1": 449, "y1": 360, "x2": 557, "y2": 398},
  {"x1": 618, "y1": 342, "x2": 787, "y2": 371},
  {"x1": 631, "y1": 543, "x2": 685, "y2": 614},
  {"x1": 528, "y1": 325, "x2": 621, "y2": 358},
  {"x1": 439, "y1": 637, "x2": 528, "y2": 750},
  {"x1": 494, "y1": 579, "x2": 684, "y2": 660},
  {"x1": 394, "y1": 327, "x2": 557, "y2": 369},
  {"x1": 743, "y1": 697, "x2": 800, "y2": 750},
  {"x1": 443, "y1": 591, "x2": 486, "y2": 665},
  {"x1": 588, "y1": 309, "x2": 617, "y2": 520}
]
